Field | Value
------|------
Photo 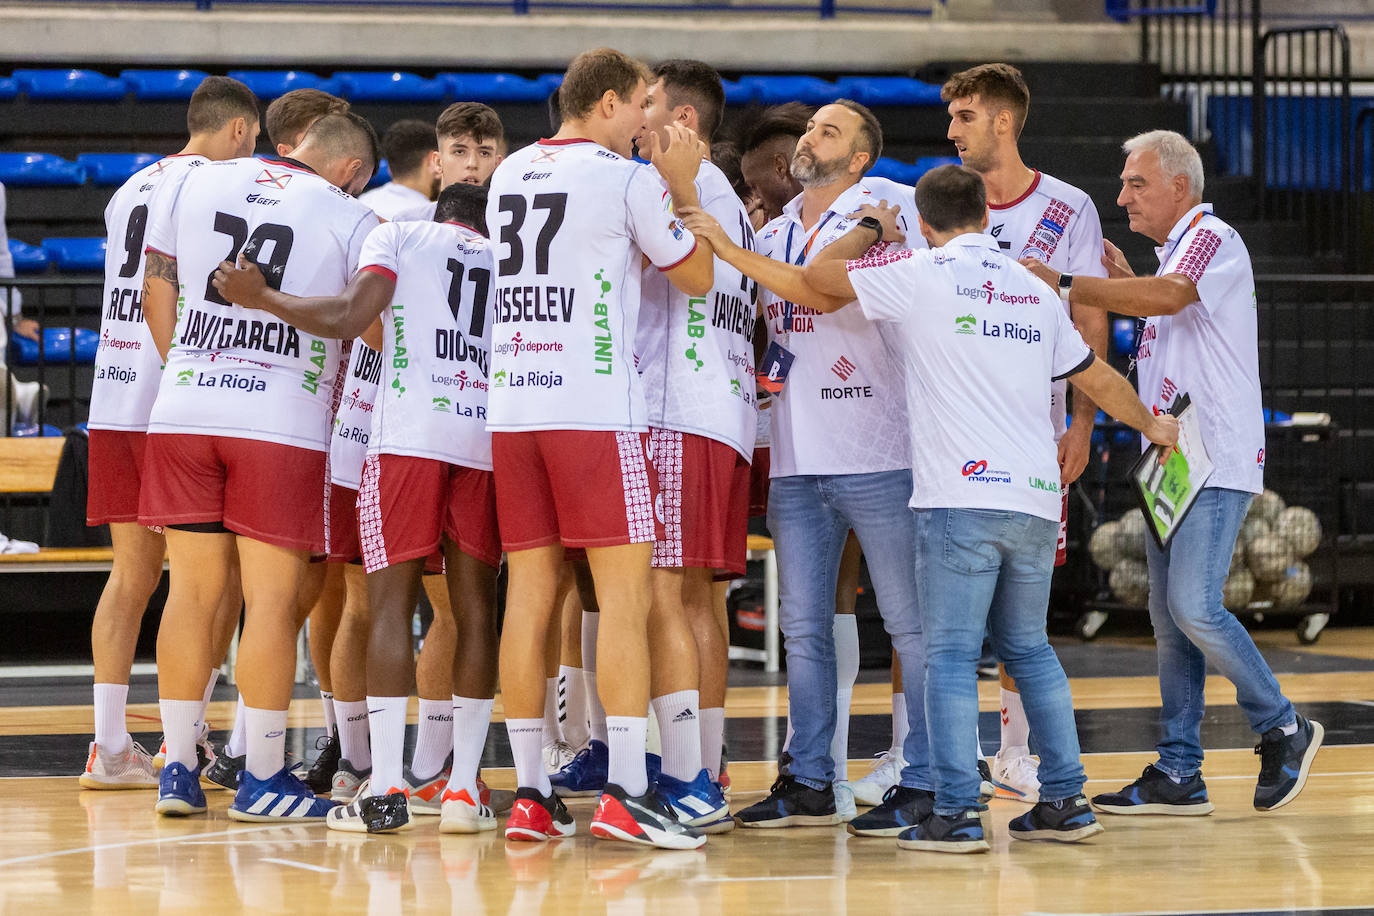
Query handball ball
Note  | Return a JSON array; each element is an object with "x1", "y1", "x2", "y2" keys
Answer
[
  {"x1": 1241, "y1": 517, "x2": 1273, "y2": 546},
  {"x1": 1109, "y1": 558, "x2": 1150, "y2": 606},
  {"x1": 1275, "y1": 506, "x2": 1321, "y2": 558},
  {"x1": 1089, "y1": 521, "x2": 1123, "y2": 571},
  {"x1": 1222, "y1": 568, "x2": 1256, "y2": 610},
  {"x1": 1250, "y1": 489, "x2": 1286, "y2": 525},
  {"x1": 1247, "y1": 534, "x2": 1295, "y2": 583},
  {"x1": 1117, "y1": 510, "x2": 1148, "y2": 561},
  {"x1": 1270, "y1": 562, "x2": 1313, "y2": 608}
]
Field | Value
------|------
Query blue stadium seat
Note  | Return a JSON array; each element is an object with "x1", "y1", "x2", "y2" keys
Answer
[
  {"x1": 443, "y1": 72, "x2": 550, "y2": 103},
  {"x1": 336, "y1": 71, "x2": 446, "y2": 103},
  {"x1": 0, "y1": 153, "x2": 86, "y2": 187},
  {"x1": 738, "y1": 75, "x2": 840, "y2": 105},
  {"x1": 0, "y1": 77, "x2": 16, "y2": 101},
  {"x1": 41, "y1": 238, "x2": 106, "y2": 272},
  {"x1": 77, "y1": 153, "x2": 161, "y2": 186},
  {"x1": 7, "y1": 327, "x2": 99, "y2": 366},
  {"x1": 13, "y1": 69, "x2": 127, "y2": 101},
  {"x1": 720, "y1": 78, "x2": 753, "y2": 105},
  {"x1": 225, "y1": 70, "x2": 340, "y2": 99},
  {"x1": 365, "y1": 159, "x2": 392, "y2": 190},
  {"x1": 11, "y1": 423, "x2": 65, "y2": 438},
  {"x1": 1111, "y1": 317, "x2": 1136, "y2": 355},
  {"x1": 835, "y1": 76, "x2": 943, "y2": 106},
  {"x1": 914, "y1": 155, "x2": 960, "y2": 176},
  {"x1": 121, "y1": 69, "x2": 210, "y2": 101},
  {"x1": 6, "y1": 239, "x2": 48, "y2": 274},
  {"x1": 867, "y1": 157, "x2": 922, "y2": 184}
]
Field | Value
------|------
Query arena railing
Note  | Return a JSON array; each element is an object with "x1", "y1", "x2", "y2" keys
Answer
[
  {"x1": 1, "y1": 277, "x2": 102, "y2": 437},
  {"x1": 33, "y1": 0, "x2": 941, "y2": 16}
]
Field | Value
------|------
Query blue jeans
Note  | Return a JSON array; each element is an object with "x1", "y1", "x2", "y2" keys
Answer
[
  {"x1": 915, "y1": 507, "x2": 1085, "y2": 813},
  {"x1": 767, "y1": 471, "x2": 931, "y2": 791},
  {"x1": 1146, "y1": 486, "x2": 1295, "y2": 777}
]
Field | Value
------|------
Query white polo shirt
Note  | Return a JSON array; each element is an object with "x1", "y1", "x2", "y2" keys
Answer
[
  {"x1": 358, "y1": 181, "x2": 431, "y2": 221},
  {"x1": 1136, "y1": 203, "x2": 1264, "y2": 494},
  {"x1": 846, "y1": 233, "x2": 1093, "y2": 521}
]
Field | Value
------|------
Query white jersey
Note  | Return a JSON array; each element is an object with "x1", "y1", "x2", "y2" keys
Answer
[
  {"x1": 358, "y1": 182, "x2": 431, "y2": 221},
  {"x1": 89, "y1": 154, "x2": 207, "y2": 431},
  {"x1": 145, "y1": 156, "x2": 380, "y2": 450},
  {"x1": 392, "y1": 200, "x2": 438, "y2": 223},
  {"x1": 360, "y1": 219, "x2": 495, "y2": 471},
  {"x1": 1137, "y1": 203, "x2": 1264, "y2": 494},
  {"x1": 636, "y1": 160, "x2": 757, "y2": 459},
  {"x1": 758, "y1": 176, "x2": 921, "y2": 478},
  {"x1": 330, "y1": 342, "x2": 380, "y2": 490},
  {"x1": 485, "y1": 139, "x2": 697, "y2": 432},
  {"x1": 985, "y1": 170, "x2": 1106, "y2": 438},
  {"x1": 847, "y1": 233, "x2": 1093, "y2": 521}
]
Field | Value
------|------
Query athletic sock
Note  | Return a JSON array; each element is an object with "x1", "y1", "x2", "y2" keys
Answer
[
  {"x1": 651, "y1": 690, "x2": 702, "y2": 782},
  {"x1": 699, "y1": 707, "x2": 725, "y2": 781},
  {"x1": 367, "y1": 696, "x2": 409, "y2": 795},
  {"x1": 158, "y1": 698, "x2": 200, "y2": 769},
  {"x1": 506, "y1": 718, "x2": 551, "y2": 795},
  {"x1": 449, "y1": 696, "x2": 493, "y2": 803},
  {"x1": 606, "y1": 715, "x2": 649, "y2": 797},
  {"x1": 336, "y1": 699, "x2": 372, "y2": 770},
  {"x1": 197, "y1": 669, "x2": 219, "y2": 730},
  {"x1": 94, "y1": 683, "x2": 130, "y2": 753},
  {"x1": 999, "y1": 685, "x2": 1030, "y2": 751},
  {"x1": 832, "y1": 614, "x2": 860, "y2": 782},
  {"x1": 411, "y1": 698, "x2": 453, "y2": 781},
  {"x1": 224, "y1": 694, "x2": 247, "y2": 758},
  {"x1": 319, "y1": 690, "x2": 337, "y2": 736},
  {"x1": 890, "y1": 691, "x2": 909, "y2": 755},
  {"x1": 243, "y1": 706, "x2": 287, "y2": 781},
  {"x1": 542, "y1": 677, "x2": 561, "y2": 745},
  {"x1": 582, "y1": 614, "x2": 607, "y2": 744},
  {"x1": 559, "y1": 665, "x2": 590, "y2": 748}
]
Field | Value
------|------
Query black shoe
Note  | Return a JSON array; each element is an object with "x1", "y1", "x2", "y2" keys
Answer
[
  {"x1": 1008, "y1": 794, "x2": 1104, "y2": 842},
  {"x1": 306, "y1": 729, "x2": 341, "y2": 795},
  {"x1": 1090, "y1": 763, "x2": 1213, "y2": 816},
  {"x1": 734, "y1": 775, "x2": 840, "y2": 828},
  {"x1": 204, "y1": 752, "x2": 245, "y2": 790},
  {"x1": 777, "y1": 750, "x2": 793, "y2": 776},
  {"x1": 896, "y1": 808, "x2": 989, "y2": 854},
  {"x1": 977, "y1": 758, "x2": 995, "y2": 801},
  {"x1": 1254, "y1": 716, "x2": 1324, "y2": 811},
  {"x1": 847, "y1": 785, "x2": 934, "y2": 837}
]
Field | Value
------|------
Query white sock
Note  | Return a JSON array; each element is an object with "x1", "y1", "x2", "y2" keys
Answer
[
  {"x1": 320, "y1": 690, "x2": 337, "y2": 735},
  {"x1": 832, "y1": 614, "x2": 860, "y2": 782},
  {"x1": 651, "y1": 689, "x2": 701, "y2": 782},
  {"x1": 243, "y1": 706, "x2": 287, "y2": 781},
  {"x1": 1281, "y1": 720, "x2": 1299, "y2": 736},
  {"x1": 832, "y1": 688, "x2": 853, "y2": 782},
  {"x1": 582, "y1": 614, "x2": 608, "y2": 745},
  {"x1": 225, "y1": 693, "x2": 247, "y2": 757},
  {"x1": 507, "y1": 717, "x2": 551, "y2": 795},
  {"x1": 94, "y1": 683, "x2": 130, "y2": 753},
  {"x1": 197, "y1": 669, "x2": 219, "y2": 731},
  {"x1": 336, "y1": 699, "x2": 372, "y2": 770},
  {"x1": 559, "y1": 665, "x2": 590, "y2": 748},
  {"x1": 606, "y1": 716, "x2": 649, "y2": 796},
  {"x1": 158, "y1": 699, "x2": 200, "y2": 769},
  {"x1": 645, "y1": 700, "x2": 661, "y2": 757},
  {"x1": 700, "y1": 707, "x2": 725, "y2": 781},
  {"x1": 411, "y1": 698, "x2": 453, "y2": 781},
  {"x1": 1000, "y1": 686, "x2": 1030, "y2": 752},
  {"x1": 891, "y1": 691, "x2": 909, "y2": 756},
  {"x1": 542, "y1": 677, "x2": 561, "y2": 744},
  {"x1": 367, "y1": 696, "x2": 409, "y2": 795},
  {"x1": 449, "y1": 696, "x2": 493, "y2": 803}
]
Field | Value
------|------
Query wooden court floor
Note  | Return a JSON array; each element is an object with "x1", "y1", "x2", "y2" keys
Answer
[{"x1": 1, "y1": 630, "x2": 1372, "y2": 915}]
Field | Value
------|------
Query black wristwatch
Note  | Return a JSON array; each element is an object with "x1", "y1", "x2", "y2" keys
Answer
[
  {"x1": 857, "y1": 216, "x2": 884, "y2": 243},
  {"x1": 1057, "y1": 273, "x2": 1074, "y2": 300}
]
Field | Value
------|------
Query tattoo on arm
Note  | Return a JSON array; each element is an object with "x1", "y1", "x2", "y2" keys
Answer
[{"x1": 144, "y1": 251, "x2": 178, "y2": 286}]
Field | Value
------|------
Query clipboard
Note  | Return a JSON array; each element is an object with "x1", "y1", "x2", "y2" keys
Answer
[{"x1": 1131, "y1": 393, "x2": 1213, "y2": 550}]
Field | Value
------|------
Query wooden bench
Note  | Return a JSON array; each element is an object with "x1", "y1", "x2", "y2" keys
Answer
[{"x1": 0, "y1": 436, "x2": 116, "y2": 572}]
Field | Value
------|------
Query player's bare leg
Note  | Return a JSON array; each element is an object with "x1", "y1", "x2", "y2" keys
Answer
[
  {"x1": 501, "y1": 544, "x2": 565, "y2": 798},
  {"x1": 361, "y1": 556, "x2": 423, "y2": 801},
  {"x1": 694, "y1": 578, "x2": 730, "y2": 781},
  {"x1": 329, "y1": 564, "x2": 372, "y2": 794},
  {"x1": 411, "y1": 574, "x2": 458, "y2": 799},
  {"x1": 302, "y1": 563, "x2": 344, "y2": 792},
  {"x1": 541, "y1": 568, "x2": 569, "y2": 764},
  {"x1": 649, "y1": 566, "x2": 704, "y2": 780}
]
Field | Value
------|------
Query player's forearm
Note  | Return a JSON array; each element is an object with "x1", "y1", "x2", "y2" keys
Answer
[
  {"x1": 254, "y1": 288, "x2": 373, "y2": 340},
  {"x1": 813, "y1": 225, "x2": 880, "y2": 267},
  {"x1": 1069, "y1": 305, "x2": 1110, "y2": 423},
  {"x1": 1069, "y1": 274, "x2": 1195, "y2": 317},
  {"x1": 141, "y1": 252, "x2": 179, "y2": 361},
  {"x1": 719, "y1": 240, "x2": 852, "y2": 313},
  {"x1": 1070, "y1": 358, "x2": 1154, "y2": 433}
]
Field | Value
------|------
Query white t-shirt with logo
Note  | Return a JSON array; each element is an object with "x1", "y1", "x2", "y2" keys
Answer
[
  {"x1": 1136, "y1": 203, "x2": 1263, "y2": 494},
  {"x1": 847, "y1": 233, "x2": 1093, "y2": 521},
  {"x1": 359, "y1": 219, "x2": 495, "y2": 471},
  {"x1": 985, "y1": 170, "x2": 1106, "y2": 438},
  {"x1": 359, "y1": 182, "x2": 432, "y2": 221},
  {"x1": 757, "y1": 176, "x2": 920, "y2": 478},
  {"x1": 330, "y1": 342, "x2": 381, "y2": 489},
  {"x1": 485, "y1": 139, "x2": 697, "y2": 432},
  {"x1": 636, "y1": 160, "x2": 757, "y2": 459},
  {"x1": 145, "y1": 156, "x2": 380, "y2": 451},
  {"x1": 89, "y1": 154, "x2": 207, "y2": 431},
  {"x1": 392, "y1": 200, "x2": 438, "y2": 223}
]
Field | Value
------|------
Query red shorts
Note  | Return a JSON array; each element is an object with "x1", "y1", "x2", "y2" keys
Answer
[
  {"x1": 139, "y1": 433, "x2": 327, "y2": 553},
  {"x1": 749, "y1": 447, "x2": 771, "y2": 518},
  {"x1": 87, "y1": 428, "x2": 150, "y2": 526},
  {"x1": 492, "y1": 429, "x2": 661, "y2": 551},
  {"x1": 357, "y1": 453, "x2": 501, "y2": 572},
  {"x1": 649, "y1": 428, "x2": 750, "y2": 576},
  {"x1": 327, "y1": 483, "x2": 361, "y2": 564},
  {"x1": 1055, "y1": 491, "x2": 1068, "y2": 568}
]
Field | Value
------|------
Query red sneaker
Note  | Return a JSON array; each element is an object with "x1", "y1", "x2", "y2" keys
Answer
[
  {"x1": 504, "y1": 786, "x2": 576, "y2": 842},
  {"x1": 590, "y1": 783, "x2": 706, "y2": 850}
]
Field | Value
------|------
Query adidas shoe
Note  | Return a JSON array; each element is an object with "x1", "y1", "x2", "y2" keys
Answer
[
  {"x1": 505, "y1": 786, "x2": 576, "y2": 842},
  {"x1": 155, "y1": 761, "x2": 207, "y2": 816},
  {"x1": 543, "y1": 739, "x2": 579, "y2": 775},
  {"x1": 203, "y1": 752, "x2": 244, "y2": 791},
  {"x1": 331, "y1": 758, "x2": 372, "y2": 804},
  {"x1": 549, "y1": 739, "x2": 608, "y2": 797},
  {"x1": 305, "y1": 730, "x2": 341, "y2": 795},
  {"x1": 896, "y1": 808, "x2": 989, "y2": 854},
  {"x1": 656, "y1": 768, "x2": 729, "y2": 827},
  {"x1": 847, "y1": 785, "x2": 934, "y2": 837},
  {"x1": 228, "y1": 766, "x2": 336, "y2": 823},
  {"x1": 326, "y1": 781, "x2": 412, "y2": 834},
  {"x1": 733, "y1": 775, "x2": 840, "y2": 829},
  {"x1": 850, "y1": 748, "x2": 905, "y2": 807},
  {"x1": 478, "y1": 774, "x2": 515, "y2": 814},
  {"x1": 1254, "y1": 716, "x2": 1324, "y2": 811},
  {"x1": 1090, "y1": 764, "x2": 1214, "y2": 816},
  {"x1": 80, "y1": 739, "x2": 158, "y2": 790},
  {"x1": 1008, "y1": 794, "x2": 1104, "y2": 842},
  {"x1": 404, "y1": 765, "x2": 450, "y2": 815},
  {"x1": 439, "y1": 786, "x2": 496, "y2": 834},
  {"x1": 590, "y1": 783, "x2": 706, "y2": 850},
  {"x1": 990, "y1": 747, "x2": 1040, "y2": 803},
  {"x1": 834, "y1": 780, "x2": 858, "y2": 823}
]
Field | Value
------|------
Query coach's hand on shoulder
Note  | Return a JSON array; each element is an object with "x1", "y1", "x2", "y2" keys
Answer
[
  {"x1": 213, "y1": 255, "x2": 269, "y2": 309},
  {"x1": 847, "y1": 202, "x2": 905, "y2": 248},
  {"x1": 1018, "y1": 256, "x2": 1057, "y2": 286},
  {"x1": 647, "y1": 124, "x2": 704, "y2": 190},
  {"x1": 678, "y1": 207, "x2": 732, "y2": 253},
  {"x1": 1102, "y1": 239, "x2": 1136, "y2": 279}
]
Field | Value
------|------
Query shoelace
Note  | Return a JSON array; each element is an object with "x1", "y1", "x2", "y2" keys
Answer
[{"x1": 1254, "y1": 734, "x2": 1283, "y2": 776}]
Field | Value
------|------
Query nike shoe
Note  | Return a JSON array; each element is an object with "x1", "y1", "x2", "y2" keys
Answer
[
  {"x1": 203, "y1": 752, "x2": 244, "y2": 791},
  {"x1": 331, "y1": 758, "x2": 372, "y2": 804},
  {"x1": 228, "y1": 766, "x2": 336, "y2": 823},
  {"x1": 305, "y1": 730, "x2": 341, "y2": 795},
  {"x1": 656, "y1": 768, "x2": 729, "y2": 827},
  {"x1": 477, "y1": 774, "x2": 515, "y2": 814},
  {"x1": 1008, "y1": 794, "x2": 1104, "y2": 842},
  {"x1": 153, "y1": 722, "x2": 215, "y2": 773},
  {"x1": 834, "y1": 780, "x2": 858, "y2": 823},
  {"x1": 549, "y1": 739, "x2": 608, "y2": 798},
  {"x1": 1254, "y1": 716, "x2": 1324, "y2": 811},
  {"x1": 1091, "y1": 764, "x2": 1214, "y2": 816},
  {"x1": 80, "y1": 739, "x2": 158, "y2": 790},
  {"x1": 850, "y1": 748, "x2": 905, "y2": 807},
  {"x1": 439, "y1": 786, "x2": 496, "y2": 834},
  {"x1": 590, "y1": 783, "x2": 706, "y2": 850},
  {"x1": 326, "y1": 781, "x2": 413, "y2": 834},
  {"x1": 505, "y1": 786, "x2": 577, "y2": 842},
  {"x1": 733, "y1": 775, "x2": 840, "y2": 829},
  {"x1": 896, "y1": 808, "x2": 989, "y2": 854},
  {"x1": 847, "y1": 785, "x2": 934, "y2": 838},
  {"x1": 977, "y1": 758, "x2": 996, "y2": 802},
  {"x1": 404, "y1": 764, "x2": 450, "y2": 815},
  {"x1": 155, "y1": 761, "x2": 207, "y2": 816},
  {"x1": 990, "y1": 747, "x2": 1040, "y2": 803},
  {"x1": 543, "y1": 739, "x2": 579, "y2": 775}
]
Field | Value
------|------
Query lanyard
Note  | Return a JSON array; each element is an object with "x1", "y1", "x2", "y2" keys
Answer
[{"x1": 781, "y1": 211, "x2": 837, "y2": 333}]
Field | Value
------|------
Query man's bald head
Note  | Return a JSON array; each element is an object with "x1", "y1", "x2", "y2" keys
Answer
[{"x1": 292, "y1": 111, "x2": 381, "y2": 197}]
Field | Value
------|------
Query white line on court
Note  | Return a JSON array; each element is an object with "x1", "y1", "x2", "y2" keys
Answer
[
  {"x1": 260, "y1": 857, "x2": 335, "y2": 874},
  {"x1": 693, "y1": 875, "x2": 836, "y2": 883},
  {"x1": 0, "y1": 822, "x2": 305, "y2": 868}
]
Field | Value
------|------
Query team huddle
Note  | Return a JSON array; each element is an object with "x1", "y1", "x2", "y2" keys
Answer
[{"x1": 78, "y1": 47, "x2": 1324, "y2": 855}]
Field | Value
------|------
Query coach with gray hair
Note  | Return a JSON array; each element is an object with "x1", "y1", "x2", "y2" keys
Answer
[{"x1": 1020, "y1": 129, "x2": 1324, "y2": 818}]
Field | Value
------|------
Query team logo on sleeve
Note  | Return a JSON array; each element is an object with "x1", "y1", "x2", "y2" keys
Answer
[{"x1": 255, "y1": 169, "x2": 293, "y2": 189}]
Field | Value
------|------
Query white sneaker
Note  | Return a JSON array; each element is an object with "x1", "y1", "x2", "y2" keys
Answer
[
  {"x1": 439, "y1": 786, "x2": 496, "y2": 834},
  {"x1": 331, "y1": 758, "x2": 371, "y2": 803},
  {"x1": 325, "y1": 779, "x2": 413, "y2": 834},
  {"x1": 0, "y1": 532, "x2": 39, "y2": 555},
  {"x1": 542, "y1": 739, "x2": 579, "y2": 775},
  {"x1": 152, "y1": 721, "x2": 214, "y2": 772},
  {"x1": 834, "y1": 780, "x2": 858, "y2": 823},
  {"x1": 79, "y1": 739, "x2": 159, "y2": 789},
  {"x1": 990, "y1": 748, "x2": 1041, "y2": 803},
  {"x1": 850, "y1": 748, "x2": 905, "y2": 807}
]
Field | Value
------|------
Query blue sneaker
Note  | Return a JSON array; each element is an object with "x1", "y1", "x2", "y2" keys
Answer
[
  {"x1": 646, "y1": 752, "x2": 662, "y2": 784},
  {"x1": 847, "y1": 785, "x2": 934, "y2": 837},
  {"x1": 657, "y1": 768, "x2": 729, "y2": 827},
  {"x1": 550, "y1": 739, "x2": 608, "y2": 798},
  {"x1": 228, "y1": 765, "x2": 337, "y2": 822},
  {"x1": 155, "y1": 761, "x2": 207, "y2": 816},
  {"x1": 895, "y1": 809, "x2": 989, "y2": 854},
  {"x1": 1254, "y1": 716, "x2": 1324, "y2": 811},
  {"x1": 1008, "y1": 794, "x2": 1104, "y2": 842},
  {"x1": 1091, "y1": 763, "x2": 1214, "y2": 816}
]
